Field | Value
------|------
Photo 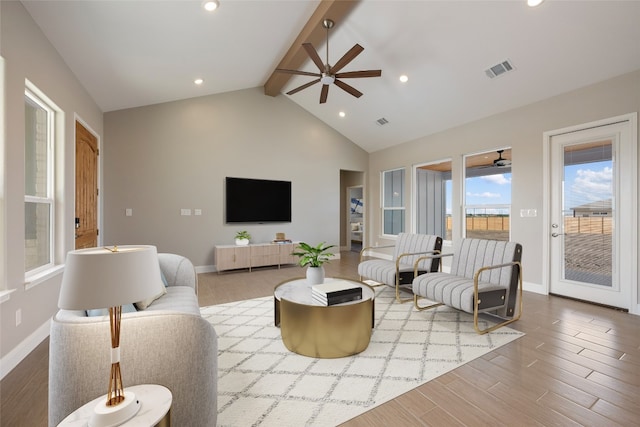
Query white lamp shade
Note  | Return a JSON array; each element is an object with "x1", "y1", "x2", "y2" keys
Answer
[{"x1": 58, "y1": 245, "x2": 164, "y2": 310}]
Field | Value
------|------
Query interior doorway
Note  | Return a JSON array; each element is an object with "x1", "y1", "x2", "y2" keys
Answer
[
  {"x1": 347, "y1": 186, "x2": 364, "y2": 252},
  {"x1": 340, "y1": 170, "x2": 365, "y2": 252},
  {"x1": 544, "y1": 114, "x2": 637, "y2": 311}
]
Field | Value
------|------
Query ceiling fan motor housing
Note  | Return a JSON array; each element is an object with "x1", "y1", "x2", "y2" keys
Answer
[{"x1": 321, "y1": 73, "x2": 335, "y2": 85}]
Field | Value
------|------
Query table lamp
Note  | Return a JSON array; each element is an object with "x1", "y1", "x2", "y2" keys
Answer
[{"x1": 58, "y1": 245, "x2": 164, "y2": 427}]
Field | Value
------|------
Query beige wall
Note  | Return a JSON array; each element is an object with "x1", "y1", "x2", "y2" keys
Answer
[
  {"x1": 103, "y1": 88, "x2": 368, "y2": 268},
  {"x1": 368, "y1": 69, "x2": 640, "y2": 299},
  {"x1": 0, "y1": 2, "x2": 103, "y2": 366}
]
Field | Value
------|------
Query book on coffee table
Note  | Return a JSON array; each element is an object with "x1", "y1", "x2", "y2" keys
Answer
[
  {"x1": 312, "y1": 281, "x2": 362, "y2": 306},
  {"x1": 312, "y1": 291, "x2": 362, "y2": 306}
]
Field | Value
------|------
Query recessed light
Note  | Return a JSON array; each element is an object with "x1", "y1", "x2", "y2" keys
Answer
[
  {"x1": 202, "y1": 0, "x2": 219, "y2": 12},
  {"x1": 399, "y1": 75, "x2": 408, "y2": 83},
  {"x1": 194, "y1": 78, "x2": 204, "y2": 85},
  {"x1": 339, "y1": 111, "x2": 346, "y2": 118},
  {"x1": 527, "y1": 0, "x2": 544, "y2": 7}
]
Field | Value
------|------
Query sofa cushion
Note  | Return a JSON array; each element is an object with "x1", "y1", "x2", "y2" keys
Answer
[{"x1": 143, "y1": 286, "x2": 201, "y2": 316}]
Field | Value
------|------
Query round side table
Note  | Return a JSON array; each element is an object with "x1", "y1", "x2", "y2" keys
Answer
[{"x1": 57, "y1": 384, "x2": 172, "y2": 427}]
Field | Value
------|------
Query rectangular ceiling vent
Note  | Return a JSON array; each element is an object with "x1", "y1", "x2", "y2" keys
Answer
[
  {"x1": 376, "y1": 117, "x2": 389, "y2": 126},
  {"x1": 485, "y1": 59, "x2": 515, "y2": 79}
]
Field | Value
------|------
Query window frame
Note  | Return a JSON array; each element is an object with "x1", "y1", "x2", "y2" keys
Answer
[
  {"x1": 24, "y1": 87, "x2": 56, "y2": 278},
  {"x1": 381, "y1": 167, "x2": 406, "y2": 237}
]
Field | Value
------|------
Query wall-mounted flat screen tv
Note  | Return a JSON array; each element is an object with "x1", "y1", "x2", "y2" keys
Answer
[{"x1": 225, "y1": 177, "x2": 292, "y2": 223}]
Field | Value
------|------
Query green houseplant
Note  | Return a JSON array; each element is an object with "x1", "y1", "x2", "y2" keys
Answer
[
  {"x1": 292, "y1": 242, "x2": 336, "y2": 284},
  {"x1": 235, "y1": 231, "x2": 251, "y2": 246}
]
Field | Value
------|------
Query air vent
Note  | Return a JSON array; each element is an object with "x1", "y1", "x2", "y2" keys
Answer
[
  {"x1": 376, "y1": 117, "x2": 389, "y2": 126},
  {"x1": 485, "y1": 59, "x2": 515, "y2": 79}
]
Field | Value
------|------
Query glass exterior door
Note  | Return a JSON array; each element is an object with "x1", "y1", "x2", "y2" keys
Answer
[{"x1": 549, "y1": 119, "x2": 634, "y2": 309}]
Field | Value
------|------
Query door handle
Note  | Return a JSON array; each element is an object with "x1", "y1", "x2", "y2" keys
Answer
[{"x1": 551, "y1": 232, "x2": 564, "y2": 237}]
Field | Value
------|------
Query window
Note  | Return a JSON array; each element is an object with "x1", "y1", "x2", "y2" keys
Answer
[
  {"x1": 464, "y1": 149, "x2": 512, "y2": 241},
  {"x1": 415, "y1": 159, "x2": 452, "y2": 240},
  {"x1": 382, "y1": 168, "x2": 405, "y2": 235},
  {"x1": 25, "y1": 89, "x2": 55, "y2": 274}
]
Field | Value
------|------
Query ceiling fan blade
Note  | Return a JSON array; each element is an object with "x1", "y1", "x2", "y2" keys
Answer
[
  {"x1": 320, "y1": 84, "x2": 329, "y2": 104},
  {"x1": 276, "y1": 68, "x2": 322, "y2": 78},
  {"x1": 330, "y1": 44, "x2": 364, "y2": 74},
  {"x1": 302, "y1": 43, "x2": 326, "y2": 72},
  {"x1": 334, "y1": 79, "x2": 363, "y2": 98},
  {"x1": 335, "y1": 70, "x2": 382, "y2": 79},
  {"x1": 286, "y1": 78, "x2": 321, "y2": 96}
]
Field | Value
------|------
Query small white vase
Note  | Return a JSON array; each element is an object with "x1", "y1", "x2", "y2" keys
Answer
[
  {"x1": 306, "y1": 266, "x2": 325, "y2": 285},
  {"x1": 235, "y1": 238, "x2": 249, "y2": 246}
]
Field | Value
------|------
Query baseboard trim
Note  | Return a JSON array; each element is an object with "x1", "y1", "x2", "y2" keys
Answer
[
  {"x1": 0, "y1": 318, "x2": 51, "y2": 380},
  {"x1": 523, "y1": 281, "x2": 545, "y2": 295}
]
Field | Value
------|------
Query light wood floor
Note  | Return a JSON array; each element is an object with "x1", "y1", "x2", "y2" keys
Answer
[{"x1": 3, "y1": 250, "x2": 640, "y2": 426}]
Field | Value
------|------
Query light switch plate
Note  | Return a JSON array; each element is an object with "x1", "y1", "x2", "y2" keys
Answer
[{"x1": 181, "y1": 209, "x2": 192, "y2": 216}]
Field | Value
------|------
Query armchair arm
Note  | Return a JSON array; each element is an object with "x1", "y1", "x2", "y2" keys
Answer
[
  {"x1": 473, "y1": 261, "x2": 520, "y2": 280},
  {"x1": 413, "y1": 252, "x2": 453, "y2": 276},
  {"x1": 359, "y1": 244, "x2": 395, "y2": 262},
  {"x1": 397, "y1": 250, "x2": 441, "y2": 271}
]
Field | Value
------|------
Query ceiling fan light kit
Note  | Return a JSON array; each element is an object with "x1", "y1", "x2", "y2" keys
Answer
[{"x1": 276, "y1": 18, "x2": 382, "y2": 104}]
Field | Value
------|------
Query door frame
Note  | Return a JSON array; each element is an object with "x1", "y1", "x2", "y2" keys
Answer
[
  {"x1": 542, "y1": 113, "x2": 638, "y2": 315},
  {"x1": 74, "y1": 115, "x2": 101, "y2": 248}
]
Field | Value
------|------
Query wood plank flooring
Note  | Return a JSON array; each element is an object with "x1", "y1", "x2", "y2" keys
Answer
[{"x1": 2, "y1": 250, "x2": 640, "y2": 426}]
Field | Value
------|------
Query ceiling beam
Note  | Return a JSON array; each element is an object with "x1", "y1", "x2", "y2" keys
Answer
[{"x1": 263, "y1": 0, "x2": 361, "y2": 97}]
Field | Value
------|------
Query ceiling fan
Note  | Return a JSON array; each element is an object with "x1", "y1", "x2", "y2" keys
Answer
[
  {"x1": 488, "y1": 150, "x2": 512, "y2": 168},
  {"x1": 276, "y1": 19, "x2": 382, "y2": 104}
]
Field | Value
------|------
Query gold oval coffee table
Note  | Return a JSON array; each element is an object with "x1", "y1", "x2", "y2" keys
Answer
[{"x1": 274, "y1": 277, "x2": 375, "y2": 358}]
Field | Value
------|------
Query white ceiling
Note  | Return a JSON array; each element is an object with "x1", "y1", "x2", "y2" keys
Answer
[{"x1": 22, "y1": 0, "x2": 640, "y2": 153}]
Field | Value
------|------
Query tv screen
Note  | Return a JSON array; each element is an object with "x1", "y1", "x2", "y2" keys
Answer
[{"x1": 225, "y1": 177, "x2": 292, "y2": 223}]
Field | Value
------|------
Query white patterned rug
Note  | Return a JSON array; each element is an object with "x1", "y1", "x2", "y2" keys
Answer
[{"x1": 201, "y1": 286, "x2": 524, "y2": 427}]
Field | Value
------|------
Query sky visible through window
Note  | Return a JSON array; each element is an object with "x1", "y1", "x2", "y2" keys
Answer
[{"x1": 564, "y1": 160, "x2": 612, "y2": 212}]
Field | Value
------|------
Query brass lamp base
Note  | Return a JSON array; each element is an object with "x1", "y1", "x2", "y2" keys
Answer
[{"x1": 89, "y1": 390, "x2": 140, "y2": 427}]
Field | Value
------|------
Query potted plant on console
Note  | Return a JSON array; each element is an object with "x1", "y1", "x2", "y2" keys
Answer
[
  {"x1": 235, "y1": 231, "x2": 251, "y2": 246},
  {"x1": 292, "y1": 242, "x2": 336, "y2": 285}
]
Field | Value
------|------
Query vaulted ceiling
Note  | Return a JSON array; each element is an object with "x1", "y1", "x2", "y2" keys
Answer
[{"x1": 22, "y1": 0, "x2": 640, "y2": 153}]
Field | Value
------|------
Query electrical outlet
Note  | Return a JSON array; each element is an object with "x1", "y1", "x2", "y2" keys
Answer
[
  {"x1": 15, "y1": 309, "x2": 21, "y2": 326},
  {"x1": 180, "y1": 209, "x2": 192, "y2": 216},
  {"x1": 194, "y1": 209, "x2": 202, "y2": 216}
]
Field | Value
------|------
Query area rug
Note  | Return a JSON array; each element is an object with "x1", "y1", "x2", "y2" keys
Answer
[{"x1": 200, "y1": 285, "x2": 524, "y2": 427}]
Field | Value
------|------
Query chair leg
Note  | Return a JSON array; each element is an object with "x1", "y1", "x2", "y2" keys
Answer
[
  {"x1": 413, "y1": 295, "x2": 444, "y2": 311},
  {"x1": 395, "y1": 279, "x2": 413, "y2": 303}
]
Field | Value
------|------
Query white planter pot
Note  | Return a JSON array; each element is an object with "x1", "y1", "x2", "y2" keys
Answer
[
  {"x1": 306, "y1": 266, "x2": 325, "y2": 285},
  {"x1": 235, "y1": 238, "x2": 249, "y2": 246}
]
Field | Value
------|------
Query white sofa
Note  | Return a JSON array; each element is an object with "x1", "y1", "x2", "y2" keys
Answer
[{"x1": 48, "y1": 253, "x2": 217, "y2": 426}]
